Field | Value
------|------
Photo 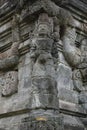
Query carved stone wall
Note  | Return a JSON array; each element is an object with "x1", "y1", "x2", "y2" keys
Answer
[{"x1": 0, "y1": 0, "x2": 87, "y2": 130}]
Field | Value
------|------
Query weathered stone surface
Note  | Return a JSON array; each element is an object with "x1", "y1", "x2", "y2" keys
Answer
[
  {"x1": 29, "y1": 93, "x2": 59, "y2": 109},
  {"x1": 63, "y1": 114, "x2": 84, "y2": 130},
  {"x1": 20, "y1": 114, "x2": 63, "y2": 130},
  {"x1": 31, "y1": 77, "x2": 57, "y2": 94},
  {"x1": 59, "y1": 100, "x2": 86, "y2": 114},
  {"x1": 0, "y1": 0, "x2": 87, "y2": 130},
  {"x1": 1, "y1": 71, "x2": 18, "y2": 97},
  {"x1": 72, "y1": 69, "x2": 83, "y2": 92},
  {"x1": 59, "y1": 0, "x2": 87, "y2": 15},
  {"x1": 57, "y1": 63, "x2": 74, "y2": 90},
  {"x1": 59, "y1": 88, "x2": 78, "y2": 104}
]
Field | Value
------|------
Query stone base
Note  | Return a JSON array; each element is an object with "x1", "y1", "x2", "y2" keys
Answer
[
  {"x1": 63, "y1": 114, "x2": 84, "y2": 130},
  {"x1": 20, "y1": 112, "x2": 63, "y2": 130}
]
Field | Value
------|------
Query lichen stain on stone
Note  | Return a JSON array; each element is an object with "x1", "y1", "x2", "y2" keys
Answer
[{"x1": 36, "y1": 117, "x2": 47, "y2": 121}]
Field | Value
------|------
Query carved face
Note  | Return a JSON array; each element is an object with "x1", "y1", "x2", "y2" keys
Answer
[{"x1": 37, "y1": 23, "x2": 51, "y2": 37}]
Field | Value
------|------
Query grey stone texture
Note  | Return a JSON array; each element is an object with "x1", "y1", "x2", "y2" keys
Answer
[
  {"x1": 0, "y1": 0, "x2": 87, "y2": 130},
  {"x1": 1, "y1": 71, "x2": 18, "y2": 97}
]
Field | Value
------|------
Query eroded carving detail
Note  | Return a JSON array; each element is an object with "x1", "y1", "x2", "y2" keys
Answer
[
  {"x1": 62, "y1": 25, "x2": 87, "y2": 109},
  {"x1": 64, "y1": 36, "x2": 87, "y2": 91},
  {"x1": 30, "y1": 13, "x2": 58, "y2": 109},
  {"x1": 22, "y1": 13, "x2": 63, "y2": 130},
  {"x1": 0, "y1": 0, "x2": 87, "y2": 130},
  {"x1": 72, "y1": 69, "x2": 83, "y2": 92},
  {"x1": 73, "y1": 39, "x2": 87, "y2": 89}
]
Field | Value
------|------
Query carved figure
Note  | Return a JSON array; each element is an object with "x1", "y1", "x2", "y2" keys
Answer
[
  {"x1": 62, "y1": 27, "x2": 87, "y2": 92},
  {"x1": 30, "y1": 13, "x2": 59, "y2": 110},
  {"x1": 72, "y1": 39, "x2": 87, "y2": 92},
  {"x1": 63, "y1": 27, "x2": 81, "y2": 68},
  {"x1": 20, "y1": 12, "x2": 63, "y2": 130}
]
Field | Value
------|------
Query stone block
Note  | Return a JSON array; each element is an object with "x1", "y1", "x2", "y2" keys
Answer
[
  {"x1": 63, "y1": 114, "x2": 84, "y2": 130},
  {"x1": 24, "y1": 77, "x2": 32, "y2": 88},
  {"x1": 31, "y1": 77, "x2": 57, "y2": 95},
  {"x1": 79, "y1": 92, "x2": 87, "y2": 104},
  {"x1": 1, "y1": 71, "x2": 18, "y2": 97},
  {"x1": 57, "y1": 63, "x2": 74, "y2": 90},
  {"x1": 24, "y1": 56, "x2": 31, "y2": 65},
  {"x1": 58, "y1": 88, "x2": 78, "y2": 104},
  {"x1": 18, "y1": 64, "x2": 32, "y2": 81},
  {"x1": 28, "y1": 93, "x2": 59, "y2": 110},
  {"x1": 59, "y1": 100, "x2": 86, "y2": 114}
]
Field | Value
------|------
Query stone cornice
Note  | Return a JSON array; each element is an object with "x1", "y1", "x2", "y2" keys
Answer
[
  {"x1": 0, "y1": 0, "x2": 87, "y2": 20},
  {"x1": 53, "y1": 0, "x2": 87, "y2": 15}
]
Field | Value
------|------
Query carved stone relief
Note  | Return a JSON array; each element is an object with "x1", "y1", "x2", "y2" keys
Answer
[
  {"x1": 0, "y1": 0, "x2": 87, "y2": 130},
  {"x1": 71, "y1": 38, "x2": 87, "y2": 91},
  {"x1": 72, "y1": 69, "x2": 83, "y2": 92},
  {"x1": 29, "y1": 13, "x2": 59, "y2": 110},
  {"x1": 79, "y1": 39, "x2": 87, "y2": 86},
  {"x1": 19, "y1": 13, "x2": 64, "y2": 130},
  {"x1": 11, "y1": 0, "x2": 87, "y2": 110},
  {"x1": 62, "y1": 25, "x2": 87, "y2": 109}
]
